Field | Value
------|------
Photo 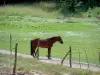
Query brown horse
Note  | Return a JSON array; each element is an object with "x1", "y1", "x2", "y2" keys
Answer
[{"x1": 30, "y1": 36, "x2": 63, "y2": 59}]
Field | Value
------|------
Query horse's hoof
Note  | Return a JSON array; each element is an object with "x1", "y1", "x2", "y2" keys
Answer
[
  {"x1": 46, "y1": 55, "x2": 48, "y2": 57},
  {"x1": 48, "y1": 57, "x2": 51, "y2": 60}
]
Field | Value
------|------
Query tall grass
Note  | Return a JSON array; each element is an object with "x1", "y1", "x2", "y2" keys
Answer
[
  {"x1": 0, "y1": 2, "x2": 60, "y2": 18},
  {"x1": 1, "y1": 2, "x2": 100, "y2": 18},
  {"x1": 0, "y1": 54, "x2": 100, "y2": 75}
]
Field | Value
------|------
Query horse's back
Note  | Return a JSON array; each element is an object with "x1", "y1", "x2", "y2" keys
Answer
[
  {"x1": 31, "y1": 38, "x2": 40, "y2": 45},
  {"x1": 31, "y1": 38, "x2": 39, "y2": 42}
]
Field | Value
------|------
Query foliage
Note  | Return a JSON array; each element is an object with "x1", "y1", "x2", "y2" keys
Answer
[
  {"x1": 86, "y1": 7, "x2": 100, "y2": 17},
  {"x1": 1, "y1": 0, "x2": 100, "y2": 15}
]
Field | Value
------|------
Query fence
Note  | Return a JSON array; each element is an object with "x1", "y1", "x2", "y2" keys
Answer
[
  {"x1": 34, "y1": 45, "x2": 100, "y2": 71},
  {"x1": 60, "y1": 46, "x2": 100, "y2": 71},
  {"x1": 0, "y1": 33, "x2": 16, "y2": 54},
  {"x1": 0, "y1": 33, "x2": 100, "y2": 74},
  {"x1": 0, "y1": 32, "x2": 31, "y2": 54},
  {"x1": 0, "y1": 43, "x2": 18, "y2": 75}
]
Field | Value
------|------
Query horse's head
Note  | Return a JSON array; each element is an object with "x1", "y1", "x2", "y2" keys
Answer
[
  {"x1": 57, "y1": 36, "x2": 63, "y2": 44},
  {"x1": 49, "y1": 36, "x2": 63, "y2": 44}
]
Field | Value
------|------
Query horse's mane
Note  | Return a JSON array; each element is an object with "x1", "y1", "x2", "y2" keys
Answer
[
  {"x1": 51, "y1": 36, "x2": 60, "y2": 38},
  {"x1": 31, "y1": 36, "x2": 61, "y2": 41},
  {"x1": 48, "y1": 36, "x2": 60, "y2": 40},
  {"x1": 31, "y1": 38, "x2": 40, "y2": 41}
]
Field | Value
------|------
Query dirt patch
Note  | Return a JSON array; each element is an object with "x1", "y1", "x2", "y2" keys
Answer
[
  {"x1": 0, "y1": 67, "x2": 12, "y2": 75},
  {"x1": 0, "y1": 67, "x2": 48, "y2": 75}
]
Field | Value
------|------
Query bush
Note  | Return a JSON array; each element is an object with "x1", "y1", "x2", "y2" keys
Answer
[{"x1": 87, "y1": 7, "x2": 100, "y2": 17}]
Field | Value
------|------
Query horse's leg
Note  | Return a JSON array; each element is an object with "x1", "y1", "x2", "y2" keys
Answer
[
  {"x1": 31, "y1": 47, "x2": 35, "y2": 58},
  {"x1": 48, "y1": 47, "x2": 51, "y2": 59},
  {"x1": 30, "y1": 42, "x2": 35, "y2": 58},
  {"x1": 35, "y1": 47, "x2": 39, "y2": 59},
  {"x1": 32, "y1": 46, "x2": 36, "y2": 58},
  {"x1": 32, "y1": 49, "x2": 35, "y2": 58},
  {"x1": 35, "y1": 47, "x2": 38, "y2": 58},
  {"x1": 34, "y1": 47, "x2": 37, "y2": 58}
]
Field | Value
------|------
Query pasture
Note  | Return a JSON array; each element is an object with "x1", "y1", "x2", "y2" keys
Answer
[{"x1": 0, "y1": 4, "x2": 100, "y2": 65}]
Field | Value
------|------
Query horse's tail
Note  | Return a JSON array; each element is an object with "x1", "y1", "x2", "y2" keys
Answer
[{"x1": 30, "y1": 40, "x2": 33, "y2": 55}]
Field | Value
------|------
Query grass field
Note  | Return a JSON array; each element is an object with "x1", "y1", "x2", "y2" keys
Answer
[{"x1": 0, "y1": 4, "x2": 100, "y2": 65}]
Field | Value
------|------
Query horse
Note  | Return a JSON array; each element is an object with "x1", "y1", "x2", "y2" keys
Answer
[{"x1": 30, "y1": 36, "x2": 63, "y2": 59}]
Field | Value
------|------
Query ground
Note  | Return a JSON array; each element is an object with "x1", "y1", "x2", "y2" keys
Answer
[{"x1": 0, "y1": 49, "x2": 100, "y2": 72}]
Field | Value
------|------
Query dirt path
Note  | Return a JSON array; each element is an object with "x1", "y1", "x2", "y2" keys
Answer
[{"x1": 0, "y1": 49, "x2": 100, "y2": 72}]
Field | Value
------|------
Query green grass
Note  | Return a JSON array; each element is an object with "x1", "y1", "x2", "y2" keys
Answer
[
  {"x1": 0, "y1": 54, "x2": 100, "y2": 75},
  {"x1": 0, "y1": 4, "x2": 100, "y2": 65}
]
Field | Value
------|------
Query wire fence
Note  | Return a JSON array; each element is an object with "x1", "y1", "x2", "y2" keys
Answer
[
  {"x1": 0, "y1": 33, "x2": 100, "y2": 63},
  {"x1": 61, "y1": 46, "x2": 100, "y2": 71},
  {"x1": 0, "y1": 33, "x2": 100, "y2": 74}
]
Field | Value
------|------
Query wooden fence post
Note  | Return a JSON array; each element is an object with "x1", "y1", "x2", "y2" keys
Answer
[
  {"x1": 84, "y1": 50, "x2": 89, "y2": 70},
  {"x1": 10, "y1": 34, "x2": 12, "y2": 55},
  {"x1": 13, "y1": 43, "x2": 18, "y2": 75},
  {"x1": 77, "y1": 50, "x2": 81, "y2": 68},
  {"x1": 61, "y1": 46, "x2": 72, "y2": 68},
  {"x1": 61, "y1": 49, "x2": 70, "y2": 65},
  {"x1": 69, "y1": 46, "x2": 72, "y2": 68},
  {"x1": 99, "y1": 52, "x2": 100, "y2": 62}
]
